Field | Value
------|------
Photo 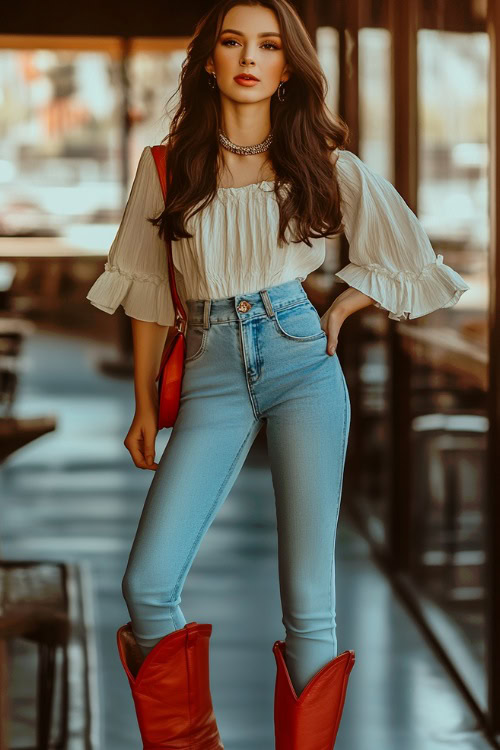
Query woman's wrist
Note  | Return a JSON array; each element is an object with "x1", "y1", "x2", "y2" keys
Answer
[
  {"x1": 328, "y1": 301, "x2": 349, "y2": 323},
  {"x1": 135, "y1": 381, "x2": 158, "y2": 412},
  {"x1": 329, "y1": 287, "x2": 375, "y2": 321}
]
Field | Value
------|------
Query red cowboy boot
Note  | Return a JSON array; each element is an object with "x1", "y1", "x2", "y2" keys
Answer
[
  {"x1": 117, "y1": 621, "x2": 224, "y2": 749},
  {"x1": 273, "y1": 640, "x2": 355, "y2": 749}
]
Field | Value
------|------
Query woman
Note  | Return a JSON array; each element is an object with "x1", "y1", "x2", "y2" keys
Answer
[{"x1": 86, "y1": 1, "x2": 470, "y2": 748}]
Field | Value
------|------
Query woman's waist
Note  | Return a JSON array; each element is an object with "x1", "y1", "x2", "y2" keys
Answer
[{"x1": 185, "y1": 276, "x2": 308, "y2": 325}]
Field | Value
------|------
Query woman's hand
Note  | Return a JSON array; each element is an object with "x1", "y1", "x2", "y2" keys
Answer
[
  {"x1": 124, "y1": 403, "x2": 159, "y2": 471},
  {"x1": 126, "y1": 318, "x2": 168, "y2": 470},
  {"x1": 320, "y1": 288, "x2": 376, "y2": 354},
  {"x1": 320, "y1": 306, "x2": 346, "y2": 356}
]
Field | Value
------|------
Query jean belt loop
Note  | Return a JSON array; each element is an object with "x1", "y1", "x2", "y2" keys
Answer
[
  {"x1": 203, "y1": 299, "x2": 211, "y2": 330},
  {"x1": 260, "y1": 289, "x2": 275, "y2": 319}
]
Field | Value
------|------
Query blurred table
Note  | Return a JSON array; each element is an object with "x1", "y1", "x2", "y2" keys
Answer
[
  {"x1": 397, "y1": 323, "x2": 488, "y2": 391},
  {"x1": 0, "y1": 417, "x2": 57, "y2": 464}
]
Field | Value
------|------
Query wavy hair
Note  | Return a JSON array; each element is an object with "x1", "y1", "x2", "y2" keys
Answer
[{"x1": 149, "y1": 0, "x2": 349, "y2": 248}]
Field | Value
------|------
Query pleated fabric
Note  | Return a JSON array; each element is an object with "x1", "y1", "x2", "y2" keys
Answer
[
  {"x1": 86, "y1": 146, "x2": 470, "y2": 326},
  {"x1": 333, "y1": 149, "x2": 470, "y2": 320}
]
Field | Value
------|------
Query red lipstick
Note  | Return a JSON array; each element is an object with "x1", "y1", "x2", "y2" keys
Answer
[{"x1": 234, "y1": 73, "x2": 260, "y2": 86}]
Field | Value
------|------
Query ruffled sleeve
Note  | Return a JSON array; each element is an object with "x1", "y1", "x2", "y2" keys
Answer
[
  {"x1": 333, "y1": 149, "x2": 470, "y2": 321},
  {"x1": 86, "y1": 146, "x2": 184, "y2": 326}
]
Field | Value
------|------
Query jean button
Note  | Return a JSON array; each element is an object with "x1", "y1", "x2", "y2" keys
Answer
[{"x1": 237, "y1": 300, "x2": 252, "y2": 313}]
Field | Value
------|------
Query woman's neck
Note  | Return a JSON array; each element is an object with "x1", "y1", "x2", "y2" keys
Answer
[{"x1": 217, "y1": 150, "x2": 276, "y2": 189}]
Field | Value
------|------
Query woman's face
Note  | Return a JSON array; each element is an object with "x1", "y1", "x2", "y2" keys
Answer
[{"x1": 205, "y1": 4, "x2": 290, "y2": 103}]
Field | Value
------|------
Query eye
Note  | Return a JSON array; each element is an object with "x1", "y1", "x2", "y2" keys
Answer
[{"x1": 221, "y1": 38, "x2": 281, "y2": 50}]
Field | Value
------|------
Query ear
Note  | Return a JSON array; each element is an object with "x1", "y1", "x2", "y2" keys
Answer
[
  {"x1": 281, "y1": 64, "x2": 292, "y2": 83},
  {"x1": 205, "y1": 56, "x2": 215, "y2": 75}
]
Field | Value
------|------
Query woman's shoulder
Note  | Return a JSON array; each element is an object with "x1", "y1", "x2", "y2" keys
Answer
[
  {"x1": 331, "y1": 148, "x2": 395, "y2": 201},
  {"x1": 331, "y1": 147, "x2": 364, "y2": 175},
  {"x1": 128, "y1": 146, "x2": 164, "y2": 201},
  {"x1": 130, "y1": 146, "x2": 161, "y2": 182},
  {"x1": 136, "y1": 145, "x2": 156, "y2": 173}
]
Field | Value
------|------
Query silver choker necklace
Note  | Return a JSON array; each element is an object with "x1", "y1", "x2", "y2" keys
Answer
[{"x1": 218, "y1": 129, "x2": 273, "y2": 155}]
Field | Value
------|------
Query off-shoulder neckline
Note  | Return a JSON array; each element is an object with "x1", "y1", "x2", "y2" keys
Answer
[
  {"x1": 217, "y1": 180, "x2": 275, "y2": 192},
  {"x1": 215, "y1": 151, "x2": 349, "y2": 192}
]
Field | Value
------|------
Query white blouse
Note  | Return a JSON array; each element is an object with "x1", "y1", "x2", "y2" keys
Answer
[{"x1": 86, "y1": 145, "x2": 470, "y2": 325}]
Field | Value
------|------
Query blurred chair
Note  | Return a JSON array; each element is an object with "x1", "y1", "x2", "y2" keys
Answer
[
  {"x1": 0, "y1": 264, "x2": 16, "y2": 314},
  {"x1": 411, "y1": 411, "x2": 488, "y2": 606},
  {"x1": 0, "y1": 562, "x2": 71, "y2": 749},
  {"x1": 0, "y1": 272, "x2": 98, "y2": 746},
  {"x1": 0, "y1": 559, "x2": 99, "y2": 750}
]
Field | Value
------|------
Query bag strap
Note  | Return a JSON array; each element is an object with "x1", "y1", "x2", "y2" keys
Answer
[{"x1": 150, "y1": 145, "x2": 187, "y2": 331}]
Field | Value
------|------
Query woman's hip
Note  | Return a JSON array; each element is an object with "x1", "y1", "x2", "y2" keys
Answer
[{"x1": 181, "y1": 276, "x2": 348, "y2": 408}]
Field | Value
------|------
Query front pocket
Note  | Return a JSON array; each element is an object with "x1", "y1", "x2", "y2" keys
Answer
[
  {"x1": 184, "y1": 325, "x2": 208, "y2": 362},
  {"x1": 273, "y1": 301, "x2": 327, "y2": 341}
]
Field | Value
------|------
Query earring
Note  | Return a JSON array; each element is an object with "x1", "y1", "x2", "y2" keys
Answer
[
  {"x1": 277, "y1": 81, "x2": 286, "y2": 102},
  {"x1": 208, "y1": 72, "x2": 217, "y2": 89}
]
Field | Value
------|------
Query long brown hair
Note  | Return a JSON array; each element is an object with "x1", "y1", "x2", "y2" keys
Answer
[{"x1": 150, "y1": 0, "x2": 349, "y2": 248}]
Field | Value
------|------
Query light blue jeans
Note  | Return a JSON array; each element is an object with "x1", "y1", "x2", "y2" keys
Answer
[{"x1": 121, "y1": 277, "x2": 351, "y2": 696}]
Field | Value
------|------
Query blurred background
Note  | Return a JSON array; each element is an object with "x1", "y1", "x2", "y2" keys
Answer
[{"x1": 0, "y1": 1, "x2": 499, "y2": 748}]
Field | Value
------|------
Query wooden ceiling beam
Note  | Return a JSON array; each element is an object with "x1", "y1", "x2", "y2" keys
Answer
[{"x1": 1, "y1": 0, "x2": 487, "y2": 37}]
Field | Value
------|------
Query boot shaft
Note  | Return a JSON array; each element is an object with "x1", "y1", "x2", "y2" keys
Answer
[
  {"x1": 117, "y1": 621, "x2": 224, "y2": 750},
  {"x1": 273, "y1": 640, "x2": 355, "y2": 750}
]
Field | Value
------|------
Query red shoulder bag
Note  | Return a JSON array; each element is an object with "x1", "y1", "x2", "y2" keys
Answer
[{"x1": 150, "y1": 145, "x2": 188, "y2": 429}]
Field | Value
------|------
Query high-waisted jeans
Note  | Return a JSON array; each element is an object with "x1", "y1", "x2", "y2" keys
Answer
[{"x1": 121, "y1": 277, "x2": 351, "y2": 696}]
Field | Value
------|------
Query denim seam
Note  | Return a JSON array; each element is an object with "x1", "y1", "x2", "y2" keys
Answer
[
  {"x1": 239, "y1": 321, "x2": 262, "y2": 419},
  {"x1": 273, "y1": 312, "x2": 327, "y2": 342},
  {"x1": 330, "y1": 372, "x2": 349, "y2": 658},
  {"x1": 186, "y1": 296, "x2": 309, "y2": 327},
  {"x1": 172, "y1": 421, "x2": 259, "y2": 600},
  {"x1": 264, "y1": 296, "x2": 308, "y2": 312},
  {"x1": 338, "y1": 382, "x2": 348, "y2": 523},
  {"x1": 184, "y1": 328, "x2": 209, "y2": 362},
  {"x1": 247, "y1": 379, "x2": 262, "y2": 419},
  {"x1": 253, "y1": 319, "x2": 263, "y2": 381},
  {"x1": 337, "y1": 374, "x2": 349, "y2": 528}
]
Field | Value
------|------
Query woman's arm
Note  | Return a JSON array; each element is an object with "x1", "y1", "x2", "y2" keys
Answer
[
  {"x1": 320, "y1": 287, "x2": 375, "y2": 355},
  {"x1": 123, "y1": 319, "x2": 169, "y2": 471},
  {"x1": 84, "y1": 147, "x2": 188, "y2": 470},
  {"x1": 131, "y1": 318, "x2": 169, "y2": 410},
  {"x1": 86, "y1": 147, "x2": 180, "y2": 327},
  {"x1": 318, "y1": 149, "x2": 471, "y2": 354},
  {"x1": 332, "y1": 149, "x2": 470, "y2": 321}
]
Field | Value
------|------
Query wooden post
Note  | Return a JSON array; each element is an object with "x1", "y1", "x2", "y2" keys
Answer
[
  {"x1": 486, "y1": 0, "x2": 500, "y2": 735},
  {"x1": 298, "y1": 0, "x2": 319, "y2": 42},
  {"x1": 98, "y1": 36, "x2": 135, "y2": 377},
  {"x1": 0, "y1": 640, "x2": 7, "y2": 750},
  {"x1": 387, "y1": 0, "x2": 419, "y2": 570},
  {"x1": 337, "y1": 0, "x2": 361, "y2": 500}
]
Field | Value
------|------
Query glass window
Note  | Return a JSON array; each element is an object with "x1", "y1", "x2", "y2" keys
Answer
[
  {"x1": 0, "y1": 46, "x2": 123, "y2": 251},
  {"x1": 0, "y1": 39, "x2": 189, "y2": 254},
  {"x1": 355, "y1": 28, "x2": 395, "y2": 545},
  {"x1": 417, "y1": 30, "x2": 489, "y2": 324}
]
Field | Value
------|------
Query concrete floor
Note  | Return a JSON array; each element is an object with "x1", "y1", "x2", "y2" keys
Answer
[{"x1": 0, "y1": 330, "x2": 494, "y2": 749}]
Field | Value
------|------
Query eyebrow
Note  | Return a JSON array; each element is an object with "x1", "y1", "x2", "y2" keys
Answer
[{"x1": 220, "y1": 28, "x2": 282, "y2": 38}]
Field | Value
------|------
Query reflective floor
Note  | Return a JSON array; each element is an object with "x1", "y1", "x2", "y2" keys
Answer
[{"x1": 0, "y1": 330, "x2": 494, "y2": 749}]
